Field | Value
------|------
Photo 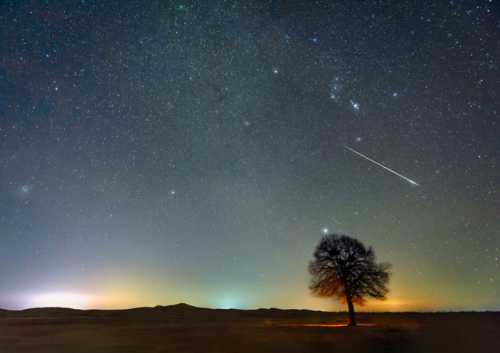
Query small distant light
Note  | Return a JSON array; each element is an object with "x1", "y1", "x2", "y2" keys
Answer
[
  {"x1": 322, "y1": 227, "x2": 329, "y2": 234},
  {"x1": 272, "y1": 67, "x2": 279, "y2": 74}
]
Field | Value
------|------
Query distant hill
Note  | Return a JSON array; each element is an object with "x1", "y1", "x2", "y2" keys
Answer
[
  {"x1": 0, "y1": 303, "x2": 337, "y2": 323},
  {"x1": 1, "y1": 304, "x2": 496, "y2": 321}
]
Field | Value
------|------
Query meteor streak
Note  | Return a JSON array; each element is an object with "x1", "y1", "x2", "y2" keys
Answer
[{"x1": 344, "y1": 145, "x2": 419, "y2": 186}]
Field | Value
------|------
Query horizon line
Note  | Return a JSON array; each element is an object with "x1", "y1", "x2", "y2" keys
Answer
[{"x1": 2, "y1": 302, "x2": 499, "y2": 314}]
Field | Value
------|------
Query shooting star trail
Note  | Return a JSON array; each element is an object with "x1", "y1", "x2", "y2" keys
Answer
[{"x1": 344, "y1": 145, "x2": 419, "y2": 186}]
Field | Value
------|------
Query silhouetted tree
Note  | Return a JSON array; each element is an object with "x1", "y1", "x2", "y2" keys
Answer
[{"x1": 309, "y1": 234, "x2": 391, "y2": 326}]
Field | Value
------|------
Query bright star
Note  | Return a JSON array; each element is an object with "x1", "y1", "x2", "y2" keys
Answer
[
  {"x1": 329, "y1": 79, "x2": 342, "y2": 101},
  {"x1": 350, "y1": 100, "x2": 360, "y2": 111},
  {"x1": 20, "y1": 184, "x2": 31, "y2": 194}
]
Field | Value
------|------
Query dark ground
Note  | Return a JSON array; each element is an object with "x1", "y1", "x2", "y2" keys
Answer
[{"x1": 0, "y1": 304, "x2": 499, "y2": 353}]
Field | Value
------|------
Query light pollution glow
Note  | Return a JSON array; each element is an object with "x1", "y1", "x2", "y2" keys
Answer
[{"x1": 10, "y1": 284, "x2": 432, "y2": 312}]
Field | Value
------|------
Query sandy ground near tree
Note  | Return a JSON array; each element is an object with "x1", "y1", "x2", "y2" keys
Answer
[{"x1": 0, "y1": 305, "x2": 498, "y2": 353}]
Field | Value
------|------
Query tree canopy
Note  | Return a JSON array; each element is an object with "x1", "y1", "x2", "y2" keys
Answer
[{"x1": 309, "y1": 234, "x2": 391, "y2": 325}]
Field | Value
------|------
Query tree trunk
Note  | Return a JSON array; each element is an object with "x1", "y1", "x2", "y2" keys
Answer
[{"x1": 346, "y1": 298, "x2": 356, "y2": 326}]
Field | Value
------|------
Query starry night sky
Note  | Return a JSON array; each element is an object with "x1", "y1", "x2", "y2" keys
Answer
[{"x1": 1, "y1": 1, "x2": 499, "y2": 311}]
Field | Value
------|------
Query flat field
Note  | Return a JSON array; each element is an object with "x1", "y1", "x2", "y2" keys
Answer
[{"x1": 0, "y1": 304, "x2": 498, "y2": 353}]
